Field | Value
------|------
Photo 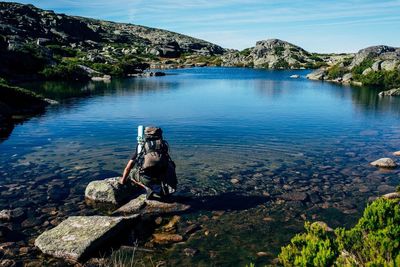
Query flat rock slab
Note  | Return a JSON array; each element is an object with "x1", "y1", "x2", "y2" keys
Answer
[
  {"x1": 370, "y1": 158, "x2": 397, "y2": 168},
  {"x1": 85, "y1": 177, "x2": 138, "y2": 205},
  {"x1": 35, "y1": 215, "x2": 136, "y2": 261},
  {"x1": 113, "y1": 194, "x2": 191, "y2": 216}
]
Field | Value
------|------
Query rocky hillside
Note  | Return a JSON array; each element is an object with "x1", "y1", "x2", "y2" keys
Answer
[
  {"x1": 0, "y1": 2, "x2": 225, "y2": 80},
  {"x1": 307, "y1": 45, "x2": 400, "y2": 90},
  {"x1": 221, "y1": 39, "x2": 350, "y2": 69}
]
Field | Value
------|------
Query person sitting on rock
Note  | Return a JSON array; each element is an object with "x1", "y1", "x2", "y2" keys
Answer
[{"x1": 119, "y1": 126, "x2": 177, "y2": 200}]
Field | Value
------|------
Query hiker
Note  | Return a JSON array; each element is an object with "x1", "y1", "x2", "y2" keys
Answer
[{"x1": 119, "y1": 126, "x2": 177, "y2": 199}]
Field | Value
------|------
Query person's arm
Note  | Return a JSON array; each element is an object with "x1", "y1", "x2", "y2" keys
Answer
[{"x1": 120, "y1": 159, "x2": 135, "y2": 184}]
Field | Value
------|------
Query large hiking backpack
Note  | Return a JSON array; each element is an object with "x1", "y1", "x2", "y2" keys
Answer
[{"x1": 139, "y1": 127, "x2": 169, "y2": 177}]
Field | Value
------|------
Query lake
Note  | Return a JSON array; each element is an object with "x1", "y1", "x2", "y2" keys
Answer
[{"x1": 1, "y1": 67, "x2": 400, "y2": 266}]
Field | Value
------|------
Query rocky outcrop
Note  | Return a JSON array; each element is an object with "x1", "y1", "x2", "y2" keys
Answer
[
  {"x1": 35, "y1": 215, "x2": 138, "y2": 261},
  {"x1": 85, "y1": 177, "x2": 138, "y2": 205},
  {"x1": 370, "y1": 158, "x2": 397, "y2": 168},
  {"x1": 378, "y1": 88, "x2": 400, "y2": 97},
  {"x1": 306, "y1": 68, "x2": 327, "y2": 80},
  {"x1": 307, "y1": 45, "x2": 400, "y2": 88},
  {"x1": 221, "y1": 39, "x2": 346, "y2": 69}
]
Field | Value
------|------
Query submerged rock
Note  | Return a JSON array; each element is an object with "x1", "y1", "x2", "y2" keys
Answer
[
  {"x1": 152, "y1": 233, "x2": 183, "y2": 244},
  {"x1": 370, "y1": 158, "x2": 397, "y2": 168},
  {"x1": 85, "y1": 177, "x2": 138, "y2": 205},
  {"x1": 0, "y1": 208, "x2": 25, "y2": 221},
  {"x1": 113, "y1": 194, "x2": 191, "y2": 216},
  {"x1": 35, "y1": 215, "x2": 137, "y2": 261}
]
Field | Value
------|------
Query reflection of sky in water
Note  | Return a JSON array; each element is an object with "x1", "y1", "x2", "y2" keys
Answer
[{"x1": 4, "y1": 68, "x2": 400, "y2": 169}]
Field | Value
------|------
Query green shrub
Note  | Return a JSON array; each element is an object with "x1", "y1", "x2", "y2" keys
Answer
[
  {"x1": 40, "y1": 62, "x2": 89, "y2": 81},
  {"x1": 240, "y1": 48, "x2": 252, "y2": 57},
  {"x1": 279, "y1": 222, "x2": 338, "y2": 267},
  {"x1": 279, "y1": 197, "x2": 400, "y2": 267},
  {"x1": 356, "y1": 70, "x2": 400, "y2": 89},
  {"x1": 46, "y1": 44, "x2": 77, "y2": 57},
  {"x1": 327, "y1": 64, "x2": 347, "y2": 79},
  {"x1": 352, "y1": 57, "x2": 374, "y2": 75},
  {"x1": 273, "y1": 59, "x2": 289, "y2": 69},
  {"x1": 274, "y1": 46, "x2": 285, "y2": 56},
  {"x1": 335, "y1": 198, "x2": 400, "y2": 266},
  {"x1": 309, "y1": 54, "x2": 323, "y2": 62}
]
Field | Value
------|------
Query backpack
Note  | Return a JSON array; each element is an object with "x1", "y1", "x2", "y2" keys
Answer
[{"x1": 139, "y1": 127, "x2": 169, "y2": 177}]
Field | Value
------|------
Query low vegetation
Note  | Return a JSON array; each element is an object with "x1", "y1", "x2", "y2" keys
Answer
[
  {"x1": 0, "y1": 78, "x2": 47, "y2": 115},
  {"x1": 279, "y1": 195, "x2": 400, "y2": 266}
]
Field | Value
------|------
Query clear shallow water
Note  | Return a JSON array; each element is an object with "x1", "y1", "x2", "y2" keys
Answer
[{"x1": 1, "y1": 67, "x2": 400, "y2": 265}]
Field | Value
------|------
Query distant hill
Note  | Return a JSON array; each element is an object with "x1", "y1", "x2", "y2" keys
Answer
[
  {"x1": 0, "y1": 2, "x2": 225, "y2": 80},
  {"x1": 221, "y1": 39, "x2": 351, "y2": 69}
]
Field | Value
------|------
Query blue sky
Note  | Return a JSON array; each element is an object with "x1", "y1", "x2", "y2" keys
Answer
[{"x1": 5, "y1": 0, "x2": 400, "y2": 53}]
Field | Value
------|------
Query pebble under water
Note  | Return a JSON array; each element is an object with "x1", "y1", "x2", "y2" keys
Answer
[{"x1": 1, "y1": 67, "x2": 400, "y2": 266}]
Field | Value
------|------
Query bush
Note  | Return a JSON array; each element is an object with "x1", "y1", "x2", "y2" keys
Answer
[
  {"x1": 335, "y1": 198, "x2": 400, "y2": 266},
  {"x1": 274, "y1": 46, "x2": 285, "y2": 56},
  {"x1": 279, "y1": 197, "x2": 400, "y2": 267},
  {"x1": 327, "y1": 64, "x2": 346, "y2": 79},
  {"x1": 279, "y1": 222, "x2": 338, "y2": 267},
  {"x1": 352, "y1": 57, "x2": 374, "y2": 75},
  {"x1": 273, "y1": 59, "x2": 289, "y2": 69},
  {"x1": 40, "y1": 62, "x2": 89, "y2": 81},
  {"x1": 46, "y1": 44, "x2": 77, "y2": 57},
  {"x1": 356, "y1": 70, "x2": 400, "y2": 89}
]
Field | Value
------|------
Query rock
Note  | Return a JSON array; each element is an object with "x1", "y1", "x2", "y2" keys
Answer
[
  {"x1": 256, "y1": 251, "x2": 270, "y2": 257},
  {"x1": 35, "y1": 215, "x2": 137, "y2": 261},
  {"x1": 85, "y1": 177, "x2": 138, "y2": 205},
  {"x1": 306, "y1": 68, "x2": 327, "y2": 80},
  {"x1": 281, "y1": 192, "x2": 309, "y2": 202},
  {"x1": 342, "y1": 73, "x2": 353, "y2": 83},
  {"x1": 370, "y1": 158, "x2": 397, "y2": 168},
  {"x1": 378, "y1": 88, "x2": 400, "y2": 97},
  {"x1": 362, "y1": 67, "x2": 372, "y2": 75},
  {"x1": 371, "y1": 61, "x2": 381, "y2": 71},
  {"x1": 113, "y1": 194, "x2": 191, "y2": 216},
  {"x1": 21, "y1": 217, "x2": 43, "y2": 228},
  {"x1": 0, "y1": 259, "x2": 16, "y2": 267},
  {"x1": 290, "y1": 74, "x2": 300, "y2": 78},
  {"x1": 0, "y1": 208, "x2": 25, "y2": 221},
  {"x1": 152, "y1": 233, "x2": 183, "y2": 244},
  {"x1": 393, "y1": 151, "x2": 400, "y2": 156},
  {"x1": 382, "y1": 192, "x2": 400, "y2": 199},
  {"x1": 183, "y1": 223, "x2": 201, "y2": 236},
  {"x1": 162, "y1": 215, "x2": 180, "y2": 232},
  {"x1": 230, "y1": 178, "x2": 240, "y2": 184},
  {"x1": 91, "y1": 75, "x2": 111, "y2": 82},
  {"x1": 183, "y1": 247, "x2": 198, "y2": 257},
  {"x1": 381, "y1": 60, "x2": 399, "y2": 71}
]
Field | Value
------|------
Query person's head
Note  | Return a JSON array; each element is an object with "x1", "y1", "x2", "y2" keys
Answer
[{"x1": 144, "y1": 126, "x2": 163, "y2": 139}]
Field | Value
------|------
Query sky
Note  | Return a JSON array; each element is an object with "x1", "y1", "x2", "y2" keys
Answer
[{"x1": 5, "y1": 0, "x2": 400, "y2": 53}]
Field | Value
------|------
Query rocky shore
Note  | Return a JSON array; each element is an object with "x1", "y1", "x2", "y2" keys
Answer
[{"x1": 306, "y1": 45, "x2": 400, "y2": 92}]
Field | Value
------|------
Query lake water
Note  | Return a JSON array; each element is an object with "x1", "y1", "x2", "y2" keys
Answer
[{"x1": 1, "y1": 67, "x2": 400, "y2": 266}]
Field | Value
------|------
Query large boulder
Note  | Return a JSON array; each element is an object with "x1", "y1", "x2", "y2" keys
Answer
[
  {"x1": 306, "y1": 68, "x2": 327, "y2": 80},
  {"x1": 35, "y1": 215, "x2": 138, "y2": 261},
  {"x1": 85, "y1": 177, "x2": 138, "y2": 205},
  {"x1": 370, "y1": 158, "x2": 397, "y2": 168},
  {"x1": 113, "y1": 194, "x2": 191, "y2": 216}
]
